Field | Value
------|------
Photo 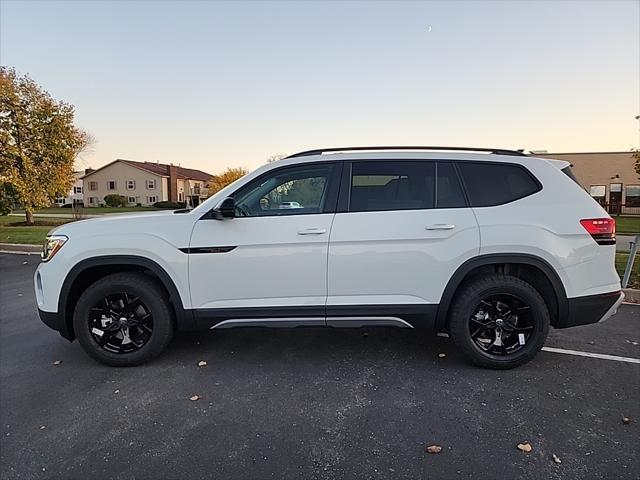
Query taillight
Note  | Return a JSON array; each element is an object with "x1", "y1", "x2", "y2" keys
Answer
[{"x1": 580, "y1": 218, "x2": 616, "y2": 245}]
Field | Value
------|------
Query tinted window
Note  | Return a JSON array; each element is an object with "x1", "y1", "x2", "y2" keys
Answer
[
  {"x1": 437, "y1": 162, "x2": 466, "y2": 208},
  {"x1": 233, "y1": 164, "x2": 335, "y2": 217},
  {"x1": 458, "y1": 162, "x2": 540, "y2": 207},
  {"x1": 350, "y1": 161, "x2": 435, "y2": 212}
]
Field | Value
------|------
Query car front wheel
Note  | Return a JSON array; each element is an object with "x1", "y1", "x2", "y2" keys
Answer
[{"x1": 73, "y1": 272, "x2": 174, "y2": 366}]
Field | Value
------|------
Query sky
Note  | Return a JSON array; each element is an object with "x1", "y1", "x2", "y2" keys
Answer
[{"x1": 1, "y1": 0, "x2": 639, "y2": 174}]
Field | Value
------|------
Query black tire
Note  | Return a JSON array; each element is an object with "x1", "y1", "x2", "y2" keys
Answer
[
  {"x1": 73, "y1": 272, "x2": 174, "y2": 367},
  {"x1": 448, "y1": 274, "x2": 550, "y2": 369}
]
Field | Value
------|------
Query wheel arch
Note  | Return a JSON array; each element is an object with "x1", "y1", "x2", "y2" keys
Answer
[
  {"x1": 436, "y1": 254, "x2": 568, "y2": 329},
  {"x1": 59, "y1": 255, "x2": 193, "y2": 340}
]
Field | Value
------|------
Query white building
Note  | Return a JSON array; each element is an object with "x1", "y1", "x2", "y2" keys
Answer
[{"x1": 54, "y1": 171, "x2": 84, "y2": 207}]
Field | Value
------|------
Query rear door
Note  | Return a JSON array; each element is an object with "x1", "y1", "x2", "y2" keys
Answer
[{"x1": 326, "y1": 160, "x2": 480, "y2": 328}]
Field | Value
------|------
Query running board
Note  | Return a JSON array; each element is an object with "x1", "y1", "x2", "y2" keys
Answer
[{"x1": 210, "y1": 317, "x2": 414, "y2": 329}]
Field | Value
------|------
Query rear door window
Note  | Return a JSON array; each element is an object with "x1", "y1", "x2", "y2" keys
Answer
[
  {"x1": 458, "y1": 162, "x2": 540, "y2": 207},
  {"x1": 349, "y1": 161, "x2": 435, "y2": 212},
  {"x1": 436, "y1": 162, "x2": 466, "y2": 208}
]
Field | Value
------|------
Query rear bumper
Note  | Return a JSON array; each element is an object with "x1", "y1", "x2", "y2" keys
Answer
[
  {"x1": 38, "y1": 308, "x2": 74, "y2": 341},
  {"x1": 558, "y1": 291, "x2": 624, "y2": 328}
]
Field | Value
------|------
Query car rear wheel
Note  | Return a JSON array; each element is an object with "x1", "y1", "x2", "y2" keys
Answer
[
  {"x1": 448, "y1": 274, "x2": 550, "y2": 369},
  {"x1": 73, "y1": 272, "x2": 174, "y2": 366}
]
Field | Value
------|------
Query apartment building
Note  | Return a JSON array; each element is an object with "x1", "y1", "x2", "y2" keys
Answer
[
  {"x1": 53, "y1": 171, "x2": 85, "y2": 206},
  {"x1": 82, "y1": 159, "x2": 214, "y2": 207}
]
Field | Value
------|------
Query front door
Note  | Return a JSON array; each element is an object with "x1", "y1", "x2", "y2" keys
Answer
[
  {"x1": 326, "y1": 160, "x2": 480, "y2": 328},
  {"x1": 188, "y1": 162, "x2": 340, "y2": 328},
  {"x1": 609, "y1": 183, "x2": 622, "y2": 214}
]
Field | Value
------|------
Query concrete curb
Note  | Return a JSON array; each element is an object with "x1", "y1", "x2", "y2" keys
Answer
[
  {"x1": 0, "y1": 243, "x2": 41, "y2": 253},
  {"x1": 622, "y1": 288, "x2": 640, "y2": 304}
]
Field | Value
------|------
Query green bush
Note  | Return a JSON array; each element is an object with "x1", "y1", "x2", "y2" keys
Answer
[
  {"x1": 0, "y1": 197, "x2": 11, "y2": 215},
  {"x1": 103, "y1": 194, "x2": 127, "y2": 207},
  {"x1": 153, "y1": 201, "x2": 186, "y2": 209}
]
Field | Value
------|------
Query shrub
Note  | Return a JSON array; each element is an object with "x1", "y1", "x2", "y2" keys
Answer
[
  {"x1": 103, "y1": 194, "x2": 127, "y2": 207},
  {"x1": 0, "y1": 196, "x2": 11, "y2": 215},
  {"x1": 153, "y1": 201, "x2": 186, "y2": 209},
  {"x1": 61, "y1": 203, "x2": 72, "y2": 208}
]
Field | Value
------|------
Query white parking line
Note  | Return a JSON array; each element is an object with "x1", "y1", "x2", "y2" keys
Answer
[
  {"x1": 436, "y1": 332, "x2": 640, "y2": 364},
  {"x1": 541, "y1": 347, "x2": 640, "y2": 364}
]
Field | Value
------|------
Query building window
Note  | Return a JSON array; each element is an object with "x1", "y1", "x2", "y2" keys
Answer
[
  {"x1": 178, "y1": 192, "x2": 183, "y2": 202},
  {"x1": 73, "y1": 186, "x2": 83, "y2": 194},
  {"x1": 146, "y1": 179, "x2": 156, "y2": 189},
  {"x1": 625, "y1": 185, "x2": 640, "y2": 207},
  {"x1": 147, "y1": 196, "x2": 157, "y2": 204},
  {"x1": 589, "y1": 185, "x2": 606, "y2": 199},
  {"x1": 126, "y1": 180, "x2": 136, "y2": 190},
  {"x1": 55, "y1": 197, "x2": 65, "y2": 204},
  {"x1": 107, "y1": 181, "x2": 117, "y2": 190},
  {"x1": 88, "y1": 181, "x2": 98, "y2": 191},
  {"x1": 127, "y1": 196, "x2": 137, "y2": 204},
  {"x1": 89, "y1": 196, "x2": 98, "y2": 205}
]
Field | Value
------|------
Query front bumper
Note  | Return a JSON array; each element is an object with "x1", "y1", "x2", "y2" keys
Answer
[
  {"x1": 38, "y1": 308, "x2": 74, "y2": 341},
  {"x1": 559, "y1": 291, "x2": 624, "y2": 329}
]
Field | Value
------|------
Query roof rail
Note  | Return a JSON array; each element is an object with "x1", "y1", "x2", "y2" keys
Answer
[{"x1": 285, "y1": 146, "x2": 528, "y2": 159}]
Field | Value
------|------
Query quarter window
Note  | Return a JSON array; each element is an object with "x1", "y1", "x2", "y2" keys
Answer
[
  {"x1": 233, "y1": 164, "x2": 335, "y2": 217},
  {"x1": 349, "y1": 161, "x2": 435, "y2": 212},
  {"x1": 458, "y1": 162, "x2": 540, "y2": 207}
]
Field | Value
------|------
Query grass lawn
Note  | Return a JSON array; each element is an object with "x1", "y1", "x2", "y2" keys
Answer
[
  {"x1": 616, "y1": 252, "x2": 640, "y2": 289},
  {"x1": 0, "y1": 216, "x2": 69, "y2": 245},
  {"x1": 13, "y1": 206, "x2": 166, "y2": 215},
  {"x1": 612, "y1": 216, "x2": 640, "y2": 235}
]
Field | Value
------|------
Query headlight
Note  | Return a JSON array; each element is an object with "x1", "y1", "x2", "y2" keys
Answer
[{"x1": 41, "y1": 235, "x2": 68, "y2": 262}]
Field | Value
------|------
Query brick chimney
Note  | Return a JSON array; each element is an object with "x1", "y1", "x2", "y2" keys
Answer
[{"x1": 167, "y1": 164, "x2": 178, "y2": 202}]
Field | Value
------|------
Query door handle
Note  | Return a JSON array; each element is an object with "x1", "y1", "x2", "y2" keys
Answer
[
  {"x1": 425, "y1": 224, "x2": 456, "y2": 230},
  {"x1": 298, "y1": 228, "x2": 327, "y2": 235}
]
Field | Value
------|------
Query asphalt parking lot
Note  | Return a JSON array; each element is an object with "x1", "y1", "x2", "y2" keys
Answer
[{"x1": 1, "y1": 253, "x2": 639, "y2": 480}]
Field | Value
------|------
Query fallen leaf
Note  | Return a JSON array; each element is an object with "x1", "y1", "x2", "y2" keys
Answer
[
  {"x1": 438, "y1": 353, "x2": 446, "y2": 358},
  {"x1": 22, "y1": 261, "x2": 28, "y2": 265},
  {"x1": 622, "y1": 416, "x2": 631, "y2": 425},
  {"x1": 114, "y1": 389, "x2": 120, "y2": 394},
  {"x1": 425, "y1": 444, "x2": 442, "y2": 454},
  {"x1": 52, "y1": 360, "x2": 62, "y2": 366},
  {"x1": 40, "y1": 425, "x2": 46, "y2": 430},
  {"x1": 552, "y1": 453, "x2": 562, "y2": 464},
  {"x1": 517, "y1": 442, "x2": 532, "y2": 453},
  {"x1": 198, "y1": 361, "x2": 207, "y2": 367},
  {"x1": 190, "y1": 395, "x2": 200, "y2": 401}
]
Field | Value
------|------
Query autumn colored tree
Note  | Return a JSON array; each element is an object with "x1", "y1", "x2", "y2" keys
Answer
[
  {"x1": 209, "y1": 167, "x2": 248, "y2": 195},
  {"x1": 0, "y1": 67, "x2": 91, "y2": 224}
]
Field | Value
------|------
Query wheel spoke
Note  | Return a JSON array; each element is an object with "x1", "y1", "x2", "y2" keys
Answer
[
  {"x1": 89, "y1": 294, "x2": 154, "y2": 354},
  {"x1": 469, "y1": 293, "x2": 535, "y2": 356}
]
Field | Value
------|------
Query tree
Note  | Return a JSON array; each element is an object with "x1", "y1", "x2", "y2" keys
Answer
[
  {"x1": 0, "y1": 67, "x2": 91, "y2": 224},
  {"x1": 266, "y1": 154, "x2": 285, "y2": 164},
  {"x1": 209, "y1": 167, "x2": 248, "y2": 194},
  {"x1": 634, "y1": 149, "x2": 640, "y2": 178}
]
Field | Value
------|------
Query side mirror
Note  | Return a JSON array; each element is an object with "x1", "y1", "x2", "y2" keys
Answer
[{"x1": 212, "y1": 197, "x2": 235, "y2": 220}]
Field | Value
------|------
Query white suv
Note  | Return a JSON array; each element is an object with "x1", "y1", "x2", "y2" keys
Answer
[{"x1": 35, "y1": 147, "x2": 623, "y2": 369}]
